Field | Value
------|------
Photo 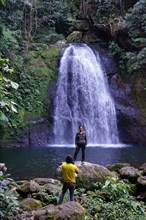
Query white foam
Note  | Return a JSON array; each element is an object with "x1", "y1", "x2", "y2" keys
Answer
[{"x1": 46, "y1": 143, "x2": 131, "y2": 148}]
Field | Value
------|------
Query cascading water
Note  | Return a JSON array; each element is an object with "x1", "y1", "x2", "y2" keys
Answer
[{"x1": 51, "y1": 44, "x2": 119, "y2": 145}]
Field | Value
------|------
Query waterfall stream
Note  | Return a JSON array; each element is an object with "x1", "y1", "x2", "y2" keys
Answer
[{"x1": 51, "y1": 44, "x2": 119, "y2": 145}]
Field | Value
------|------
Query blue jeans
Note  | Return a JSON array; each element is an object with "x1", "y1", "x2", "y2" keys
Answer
[
  {"x1": 59, "y1": 182, "x2": 75, "y2": 204},
  {"x1": 73, "y1": 144, "x2": 86, "y2": 162}
]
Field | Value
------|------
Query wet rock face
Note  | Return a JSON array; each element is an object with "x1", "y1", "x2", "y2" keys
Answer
[
  {"x1": 92, "y1": 44, "x2": 146, "y2": 145},
  {"x1": 109, "y1": 72, "x2": 146, "y2": 145},
  {"x1": 17, "y1": 119, "x2": 51, "y2": 147}
]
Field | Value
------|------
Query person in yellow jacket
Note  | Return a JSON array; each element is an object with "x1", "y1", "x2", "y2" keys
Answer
[{"x1": 59, "y1": 155, "x2": 78, "y2": 204}]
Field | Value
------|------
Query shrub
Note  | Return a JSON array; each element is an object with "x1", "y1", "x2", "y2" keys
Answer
[
  {"x1": 0, "y1": 173, "x2": 19, "y2": 219},
  {"x1": 79, "y1": 177, "x2": 146, "y2": 220}
]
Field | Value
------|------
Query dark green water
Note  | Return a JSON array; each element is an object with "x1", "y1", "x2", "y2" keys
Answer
[{"x1": 0, "y1": 144, "x2": 146, "y2": 180}]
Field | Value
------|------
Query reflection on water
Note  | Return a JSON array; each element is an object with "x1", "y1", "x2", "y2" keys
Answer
[{"x1": 0, "y1": 145, "x2": 146, "y2": 180}]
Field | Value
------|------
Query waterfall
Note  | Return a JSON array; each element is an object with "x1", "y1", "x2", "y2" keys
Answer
[{"x1": 51, "y1": 44, "x2": 119, "y2": 145}]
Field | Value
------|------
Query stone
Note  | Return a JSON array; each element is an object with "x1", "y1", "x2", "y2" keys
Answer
[
  {"x1": 34, "y1": 178, "x2": 61, "y2": 186},
  {"x1": 66, "y1": 31, "x2": 82, "y2": 43},
  {"x1": 32, "y1": 192, "x2": 55, "y2": 204},
  {"x1": 51, "y1": 201, "x2": 85, "y2": 220},
  {"x1": 33, "y1": 202, "x2": 85, "y2": 220},
  {"x1": 19, "y1": 198, "x2": 42, "y2": 211},
  {"x1": 76, "y1": 162, "x2": 114, "y2": 189},
  {"x1": 51, "y1": 40, "x2": 66, "y2": 48},
  {"x1": 73, "y1": 20, "x2": 90, "y2": 31},
  {"x1": 34, "y1": 204, "x2": 54, "y2": 220},
  {"x1": 82, "y1": 31, "x2": 100, "y2": 43},
  {"x1": 55, "y1": 162, "x2": 114, "y2": 190},
  {"x1": 0, "y1": 163, "x2": 7, "y2": 173},
  {"x1": 137, "y1": 176, "x2": 146, "y2": 192},
  {"x1": 44, "y1": 183, "x2": 61, "y2": 195},
  {"x1": 93, "y1": 204, "x2": 102, "y2": 213},
  {"x1": 107, "y1": 163, "x2": 130, "y2": 173},
  {"x1": 119, "y1": 166, "x2": 141, "y2": 183},
  {"x1": 17, "y1": 180, "x2": 40, "y2": 197},
  {"x1": 139, "y1": 163, "x2": 146, "y2": 170}
]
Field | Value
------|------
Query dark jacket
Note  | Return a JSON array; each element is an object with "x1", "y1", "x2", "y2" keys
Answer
[{"x1": 75, "y1": 132, "x2": 87, "y2": 146}]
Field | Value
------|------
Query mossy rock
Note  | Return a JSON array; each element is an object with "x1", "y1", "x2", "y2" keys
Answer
[
  {"x1": 47, "y1": 202, "x2": 85, "y2": 220},
  {"x1": 32, "y1": 192, "x2": 58, "y2": 205},
  {"x1": 19, "y1": 198, "x2": 42, "y2": 211},
  {"x1": 55, "y1": 162, "x2": 114, "y2": 190},
  {"x1": 119, "y1": 166, "x2": 141, "y2": 183},
  {"x1": 66, "y1": 31, "x2": 82, "y2": 43},
  {"x1": 17, "y1": 180, "x2": 40, "y2": 197},
  {"x1": 107, "y1": 163, "x2": 130, "y2": 173}
]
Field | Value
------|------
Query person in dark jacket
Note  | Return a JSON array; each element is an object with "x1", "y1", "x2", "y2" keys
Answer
[{"x1": 73, "y1": 125, "x2": 87, "y2": 162}]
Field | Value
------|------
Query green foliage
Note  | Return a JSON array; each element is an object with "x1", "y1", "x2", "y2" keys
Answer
[
  {"x1": 17, "y1": 47, "x2": 60, "y2": 117},
  {"x1": 0, "y1": 0, "x2": 4, "y2": 5},
  {"x1": 78, "y1": 177, "x2": 146, "y2": 220},
  {"x1": 125, "y1": 48, "x2": 146, "y2": 74},
  {"x1": 125, "y1": 0, "x2": 146, "y2": 40},
  {"x1": 0, "y1": 172, "x2": 19, "y2": 219},
  {"x1": 108, "y1": 0, "x2": 146, "y2": 78},
  {"x1": 95, "y1": 0, "x2": 121, "y2": 24},
  {"x1": 100, "y1": 176, "x2": 130, "y2": 200},
  {"x1": 95, "y1": 200, "x2": 146, "y2": 220},
  {"x1": 0, "y1": 0, "x2": 68, "y2": 138},
  {"x1": 108, "y1": 41, "x2": 126, "y2": 73},
  {"x1": 0, "y1": 0, "x2": 72, "y2": 45},
  {"x1": 0, "y1": 56, "x2": 19, "y2": 130},
  {"x1": 109, "y1": 41, "x2": 125, "y2": 57},
  {"x1": 124, "y1": 0, "x2": 146, "y2": 74},
  {"x1": 0, "y1": 24, "x2": 18, "y2": 51}
]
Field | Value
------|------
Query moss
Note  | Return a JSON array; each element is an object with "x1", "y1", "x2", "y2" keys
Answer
[
  {"x1": 66, "y1": 31, "x2": 82, "y2": 43},
  {"x1": 107, "y1": 163, "x2": 130, "y2": 173},
  {"x1": 20, "y1": 198, "x2": 42, "y2": 211},
  {"x1": 21, "y1": 45, "x2": 61, "y2": 122}
]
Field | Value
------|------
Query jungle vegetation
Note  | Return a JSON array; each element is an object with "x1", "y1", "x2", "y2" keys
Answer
[{"x1": 0, "y1": 0, "x2": 145, "y2": 138}]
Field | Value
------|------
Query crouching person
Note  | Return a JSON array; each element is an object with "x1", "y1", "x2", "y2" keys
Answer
[{"x1": 59, "y1": 155, "x2": 78, "y2": 204}]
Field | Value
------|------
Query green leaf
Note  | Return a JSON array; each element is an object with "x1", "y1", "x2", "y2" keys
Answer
[
  {"x1": 10, "y1": 81, "x2": 19, "y2": 90},
  {"x1": 0, "y1": 112, "x2": 8, "y2": 122},
  {"x1": 11, "y1": 104, "x2": 17, "y2": 113}
]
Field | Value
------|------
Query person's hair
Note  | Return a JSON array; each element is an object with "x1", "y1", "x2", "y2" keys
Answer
[
  {"x1": 79, "y1": 125, "x2": 83, "y2": 129},
  {"x1": 66, "y1": 155, "x2": 74, "y2": 164}
]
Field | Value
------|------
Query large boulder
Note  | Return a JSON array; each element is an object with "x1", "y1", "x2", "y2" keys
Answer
[
  {"x1": 34, "y1": 202, "x2": 85, "y2": 220},
  {"x1": 55, "y1": 162, "x2": 114, "y2": 190}
]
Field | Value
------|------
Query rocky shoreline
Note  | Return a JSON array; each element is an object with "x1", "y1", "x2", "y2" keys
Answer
[{"x1": 1, "y1": 162, "x2": 146, "y2": 219}]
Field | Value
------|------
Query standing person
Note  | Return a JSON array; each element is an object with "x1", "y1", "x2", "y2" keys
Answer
[
  {"x1": 59, "y1": 155, "x2": 78, "y2": 204},
  {"x1": 73, "y1": 125, "x2": 87, "y2": 163}
]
